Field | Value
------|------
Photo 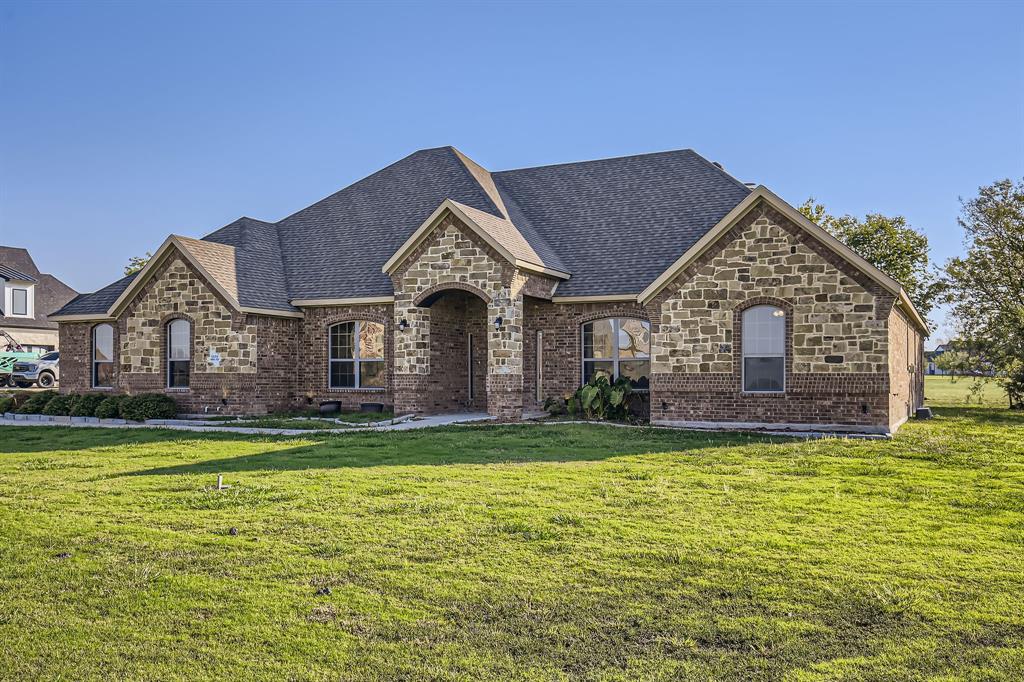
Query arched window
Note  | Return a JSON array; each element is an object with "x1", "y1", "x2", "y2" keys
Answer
[
  {"x1": 167, "y1": 319, "x2": 191, "y2": 388},
  {"x1": 92, "y1": 324, "x2": 114, "y2": 388},
  {"x1": 581, "y1": 318, "x2": 650, "y2": 389},
  {"x1": 742, "y1": 305, "x2": 785, "y2": 392},
  {"x1": 329, "y1": 321, "x2": 385, "y2": 389}
]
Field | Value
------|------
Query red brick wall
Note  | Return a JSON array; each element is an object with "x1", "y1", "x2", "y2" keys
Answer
[
  {"x1": 295, "y1": 305, "x2": 393, "y2": 413},
  {"x1": 522, "y1": 298, "x2": 652, "y2": 410},
  {"x1": 888, "y1": 306, "x2": 925, "y2": 431},
  {"x1": 423, "y1": 291, "x2": 488, "y2": 412}
]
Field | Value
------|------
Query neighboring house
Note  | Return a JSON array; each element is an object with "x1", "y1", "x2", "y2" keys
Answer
[
  {"x1": 0, "y1": 246, "x2": 78, "y2": 353},
  {"x1": 926, "y1": 344, "x2": 951, "y2": 375},
  {"x1": 51, "y1": 147, "x2": 927, "y2": 434}
]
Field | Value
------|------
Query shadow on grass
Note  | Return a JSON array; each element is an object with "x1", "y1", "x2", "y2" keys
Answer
[{"x1": 118, "y1": 424, "x2": 782, "y2": 475}]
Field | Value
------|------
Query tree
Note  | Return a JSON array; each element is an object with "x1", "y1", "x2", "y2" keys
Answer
[
  {"x1": 124, "y1": 252, "x2": 152, "y2": 276},
  {"x1": 799, "y1": 199, "x2": 944, "y2": 319},
  {"x1": 944, "y1": 178, "x2": 1024, "y2": 408}
]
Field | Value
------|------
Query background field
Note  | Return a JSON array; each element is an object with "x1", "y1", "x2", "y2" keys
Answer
[{"x1": 0, "y1": 386, "x2": 1021, "y2": 680}]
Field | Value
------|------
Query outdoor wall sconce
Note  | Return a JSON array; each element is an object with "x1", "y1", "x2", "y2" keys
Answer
[
  {"x1": 494, "y1": 316, "x2": 504, "y2": 330},
  {"x1": 398, "y1": 319, "x2": 409, "y2": 331}
]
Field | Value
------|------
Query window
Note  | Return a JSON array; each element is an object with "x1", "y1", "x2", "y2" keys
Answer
[
  {"x1": 329, "y1": 320, "x2": 384, "y2": 389},
  {"x1": 742, "y1": 305, "x2": 786, "y2": 392},
  {"x1": 41, "y1": 351, "x2": 59, "y2": 361},
  {"x1": 582, "y1": 318, "x2": 650, "y2": 389},
  {"x1": 167, "y1": 319, "x2": 191, "y2": 388},
  {"x1": 92, "y1": 324, "x2": 114, "y2": 388},
  {"x1": 11, "y1": 288, "x2": 28, "y2": 316}
]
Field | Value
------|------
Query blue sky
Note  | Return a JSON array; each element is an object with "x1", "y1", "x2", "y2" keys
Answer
[{"x1": 2, "y1": 1, "x2": 1022, "y2": 339}]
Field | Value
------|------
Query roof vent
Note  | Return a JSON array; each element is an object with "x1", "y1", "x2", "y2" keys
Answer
[
  {"x1": 744, "y1": 182, "x2": 757, "y2": 188},
  {"x1": 712, "y1": 161, "x2": 724, "y2": 170}
]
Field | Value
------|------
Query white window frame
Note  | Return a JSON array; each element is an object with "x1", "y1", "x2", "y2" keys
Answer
[
  {"x1": 741, "y1": 305, "x2": 786, "y2": 393},
  {"x1": 4, "y1": 282, "x2": 34, "y2": 318},
  {"x1": 92, "y1": 323, "x2": 115, "y2": 389},
  {"x1": 580, "y1": 318, "x2": 650, "y2": 391},
  {"x1": 167, "y1": 318, "x2": 191, "y2": 389},
  {"x1": 328, "y1": 320, "x2": 385, "y2": 390}
]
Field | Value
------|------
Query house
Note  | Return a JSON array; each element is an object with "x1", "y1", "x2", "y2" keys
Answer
[
  {"x1": 51, "y1": 147, "x2": 927, "y2": 434},
  {"x1": 926, "y1": 344, "x2": 951, "y2": 375},
  {"x1": 1, "y1": 246, "x2": 78, "y2": 353}
]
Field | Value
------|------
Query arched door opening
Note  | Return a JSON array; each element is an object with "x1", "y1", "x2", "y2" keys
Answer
[{"x1": 418, "y1": 288, "x2": 488, "y2": 413}]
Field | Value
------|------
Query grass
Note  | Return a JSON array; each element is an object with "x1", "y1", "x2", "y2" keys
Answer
[
  {"x1": 0, "y1": 397, "x2": 1021, "y2": 679},
  {"x1": 203, "y1": 410, "x2": 396, "y2": 430},
  {"x1": 925, "y1": 374, "x2": 1007, "y2": 407}
]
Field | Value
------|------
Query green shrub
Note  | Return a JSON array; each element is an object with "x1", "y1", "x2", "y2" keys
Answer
[
  {"x1": 0, "y1": 395, "x2": 14, "y2": 414},
  {"x1": 70, "y1": 394, "x2": 108, "y2": 417},
  {"x1": 567, "y1": 375, "x2": 634, "y2": 421},
  {"x1": 42, "y1": 394, "x2": 77, "y2": 416},
  {"x1": 120, "y1": 393, "x2": 179, "y2": 421},
  {"x1": 94, "y1": 395, "x2": 127, "y2": 419},
  {"x1": 16, "y1": 391, "x2": 57, "y2": 414}
]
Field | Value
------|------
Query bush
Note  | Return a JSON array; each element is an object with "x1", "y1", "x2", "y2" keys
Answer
[
  {"x1": 119, "y1": 393, "x2": 179, "y2": 421},
  {"x1": 0, "y1": 395, "x2": 14, "y2": 414},
  {"x1": 567, "y1": 375, "x2": 634, "y2": 421},
  {"x1": 94, "y1": 395, "x2": 127, "y2": 419},
  {"x1": 16, "y1": 390, "x2": 57, "y2": 414},
  {"x1": 42, "y1": 394, "x2": 77, "y2": 416},
  {"x1": 71, "y1": 394, "x2": 108, "y2": 417}
]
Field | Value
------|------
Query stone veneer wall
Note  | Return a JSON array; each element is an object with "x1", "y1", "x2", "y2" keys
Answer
[
  {"x1": 649, "y1": 202, "x2": 899, "y2": 430},
  {"x1": 58, "y1": 251, "x2": 298, "y2": 415},
  {"x1": 389, "y1": 213, "x2": 557, "y2": 418}
]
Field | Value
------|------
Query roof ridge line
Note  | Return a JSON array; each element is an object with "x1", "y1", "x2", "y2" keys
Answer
[{"x1": 492, "y1": 147, "x2": 697, "y2": 174}]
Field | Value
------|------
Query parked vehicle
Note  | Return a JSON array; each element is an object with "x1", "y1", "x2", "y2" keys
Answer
[
  {"x1": 0, "y1": 329, "x2": 41, "y2": 388},
  {"x1": 10, "y1": 351, "x2": 60, "y2": 388}
]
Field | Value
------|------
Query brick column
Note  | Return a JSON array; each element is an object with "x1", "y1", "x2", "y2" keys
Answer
[{"x1": 393, "y1": 292, "x2": 431, "y2": 415}]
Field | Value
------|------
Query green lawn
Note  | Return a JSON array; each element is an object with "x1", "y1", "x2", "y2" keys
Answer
[
  {"x1": 0, "y1": 404, "x2": 1022, "y2": 679},
  {"x1": 925, "y1": 374, "x2": 1008, "y2": 407}
]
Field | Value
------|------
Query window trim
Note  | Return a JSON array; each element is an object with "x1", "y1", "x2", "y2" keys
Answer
[
  {"x1": 91, "y1": 323, "x2": 115, "y2": 389},
  {"x1": 10, "y1": 287, "x2": 29, "y2": 316},
  {"x1": 580, "y1": 317, "x2": 650, "y2": 391},
  {"x1": 166, "y1": 318, "x2": 191, "y2": 389},
  {"x1": 328, "y1": 320, "x2": 385, "y2": 390},
  {"x1": 741, "y1": 305, "x2": 786, "y2": 393}
]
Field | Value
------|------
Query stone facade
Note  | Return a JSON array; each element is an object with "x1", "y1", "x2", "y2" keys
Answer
[
  {"x1": 388, "y1": 214, "x2": 557, "y2": 419},
  {"x1": 122, "y1": 257, "x2": 258, "y2": 375},
  {"x1": 648, "y1": 203, "x2": 900, "y2": 431},
  {"x1": 57, "y1": 201, "x2": 925, "y2": 432}
]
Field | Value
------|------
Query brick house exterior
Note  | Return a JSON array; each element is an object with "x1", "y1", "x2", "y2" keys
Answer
[{"x1": 53, "y1": 147, "x2": 927, "y2": 434}]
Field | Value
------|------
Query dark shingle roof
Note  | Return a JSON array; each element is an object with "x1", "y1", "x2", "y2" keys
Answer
[
  {"x1": 56, "y1": 147, "x2": 754, "y2": 313},
  {"x1": 203, "y1": 217, "x2": 295, "y2": 311},
  {"x1": 53, "y1": 273, "x2": 136, "y2": 317},
  {"x1": 0, "y1": 264, "x2": 37, "y2": 282},
  {"x1": 274, "y1": 147, "x2": 508, "y2": 300},
  {"x1": 492, "y1": 150, "x2": 751, "y2": 296}
]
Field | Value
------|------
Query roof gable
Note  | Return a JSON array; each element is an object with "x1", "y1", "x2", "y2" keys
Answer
[{"x1": 382, "y1": 199, "x2": 570, "y2": 279}]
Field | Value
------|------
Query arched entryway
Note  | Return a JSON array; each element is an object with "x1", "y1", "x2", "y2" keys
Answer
[{"x1": 415, "y1": 287, "x2": 489, "y2": 413}]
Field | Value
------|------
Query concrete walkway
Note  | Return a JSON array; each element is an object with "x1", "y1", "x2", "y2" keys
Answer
[{"x1": 0, "y1": 412, "x2": 495, "y2": 437}]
